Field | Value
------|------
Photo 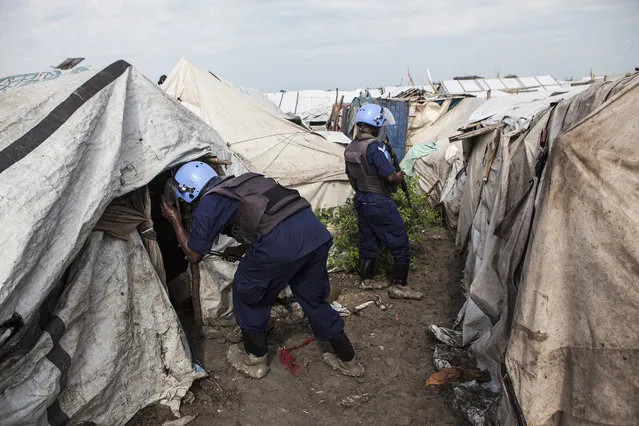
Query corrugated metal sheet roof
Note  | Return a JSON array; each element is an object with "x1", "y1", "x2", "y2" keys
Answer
[{"x1": 441, "y1": 75, "x2": 561, "y2": 96}]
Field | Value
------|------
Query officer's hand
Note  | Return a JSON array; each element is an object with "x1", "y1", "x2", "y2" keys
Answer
[
  {"x1": 161, "y1": 197, "x2": 179, "y2": 224},
  {"x1": 387, "y1": 171, "x2": 405, "y2": 185}
]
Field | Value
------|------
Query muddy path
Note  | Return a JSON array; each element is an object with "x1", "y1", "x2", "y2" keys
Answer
[{"x1": 129, "y1": 227, "x2": 466, "y2": 425}]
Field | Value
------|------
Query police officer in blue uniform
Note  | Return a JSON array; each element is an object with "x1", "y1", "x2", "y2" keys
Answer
[
  {"x1": 161, "y1": 162, "x2": 364, "y2": 378},
  {"x1": 345, "y1": 104, "x2": 423, "y2": 300}
]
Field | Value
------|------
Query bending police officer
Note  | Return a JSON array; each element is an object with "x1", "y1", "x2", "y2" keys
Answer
[{"x1": 161, "y1": 161, "x2": 364, "y2": 379}]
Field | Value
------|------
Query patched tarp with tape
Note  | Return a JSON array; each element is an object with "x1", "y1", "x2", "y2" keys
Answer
[{"x1": 0, "y1": 60, "x2": 242, "y2": 425}]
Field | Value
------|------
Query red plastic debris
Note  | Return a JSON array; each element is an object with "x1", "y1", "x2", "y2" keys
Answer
[{"x1": 279, "y1": 337, "x2": 316, "y2": 375}]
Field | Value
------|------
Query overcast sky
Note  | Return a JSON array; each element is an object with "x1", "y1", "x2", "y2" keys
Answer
[{"x1": 1, "y1": 0, "x2": 637, "y2": 91}]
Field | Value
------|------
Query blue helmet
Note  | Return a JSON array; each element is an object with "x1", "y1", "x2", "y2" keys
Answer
[
  {"x1": 173, "y1": 161, "x2": 218, "y2": 203},
  {"x1": 356, "y1": 104, "x2": 386, "y2": 128}
]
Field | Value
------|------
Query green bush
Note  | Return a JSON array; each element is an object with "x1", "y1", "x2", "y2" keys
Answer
[{"x1": 317, "y1": 177, "x2": 440, "y2": 274}]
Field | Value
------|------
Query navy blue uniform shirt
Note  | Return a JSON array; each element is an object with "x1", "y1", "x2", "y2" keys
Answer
[{"x1": 188, "y1": 193, "x2": 332, "y2": 263}]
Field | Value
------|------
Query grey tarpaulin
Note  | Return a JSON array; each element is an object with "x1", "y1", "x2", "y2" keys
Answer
[
  {"x1": 454, "y1": 72, "x2": 638, "y2": 425},
  {"x1": 506, "y1": 74, "x2": 639, "y2": 425},
  {"x1": 0, "y1": 60, "x2": 244, "y2": 425},
  {"x1": 95, "y1": 186, "x2": 167, "y2": 287}
]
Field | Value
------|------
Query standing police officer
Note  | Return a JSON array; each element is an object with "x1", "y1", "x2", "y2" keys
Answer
[
  {"x1": 161, "y1": 161, "x2": 364, "y2": 379},
  {"x1": 345, "y1": 104, "x2": 423, "y2": 300}
]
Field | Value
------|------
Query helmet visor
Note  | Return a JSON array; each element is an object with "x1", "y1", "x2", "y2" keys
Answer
[{"x1": 381, "y1": 107, "x2": 396, "y2": 126}]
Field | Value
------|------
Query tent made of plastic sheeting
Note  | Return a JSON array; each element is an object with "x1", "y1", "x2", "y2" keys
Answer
[
  {"x1": 467, "y1": 86, "x2": 587, "y2": 132},
  {"x1": 399, "y1": 97, "x2": 486, "y2": 228},
  {"x1": 162, "y1": 59, "x2": 353, "y2": 210},
  {"x1": 451, "y1": 72, "x2": 638, "y2": 425},
  {"x1": 505, "y1": 74, "x2": 639, "y2": 426},
  {"x1": 0, "y1": 60, "x2": 240, "y2": 425},
  {"x1": 440, "y1": 75, "x2": 563, "y2": 98},
  {"x1": 313, "y1": 130, "x2": 353, "y2": 146}
]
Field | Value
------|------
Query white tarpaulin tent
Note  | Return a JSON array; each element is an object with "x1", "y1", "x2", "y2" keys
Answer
[
  {"x1": 162, "y1": 59, "x2": 353, "y2": 210},
  {"x1": 451, "y1": 72, "x2": 638, "y2": 425},
  {"x1": 0, "y1": 60, "x2": 242, "y2": 425}
]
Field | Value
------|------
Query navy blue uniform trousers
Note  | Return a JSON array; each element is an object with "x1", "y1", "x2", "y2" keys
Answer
[
  {"x1": 354, "y1": 193, "x2": 410, "y2": 264},
  {"x1": 232, "y1": 239, "x2": 343, "y2": 342}
]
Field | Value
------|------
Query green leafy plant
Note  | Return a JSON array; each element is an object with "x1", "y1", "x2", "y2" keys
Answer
[{"x1": 317, "y1": 177, "x2": 440, "y2": 274}]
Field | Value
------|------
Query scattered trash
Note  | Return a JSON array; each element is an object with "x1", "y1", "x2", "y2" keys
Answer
[
  {"x1": 394, "y1": 314, "x2": 400, "y2": 321},
  {"x1": 432, "y1": 344, "x2": 475, "y2": 371},
  {"x1": 192, "y1": 363, "x2": 208, "y2": 379},
  {"x1": 453, "y1": 381, "x2": 500, "y2": 426},
  {"x1": 351, "y1": 300, "x2": 374, "y2": 314},
  {"x1": 426, "y1": 367, "x2": 490, "y2": 387},
  {"x1": 374, "y1": 295, "x2": 388, "y2": 311},
  {"x1": 162, "y1": 415, "x2": 196, "y2": 426},
  {"x1": 341, "y1": 393, "x2": 370, "y2": 408},
  {"x1": 388, "y1": 286, "x2": 424, "y2": 300},
  {"x1": 330, "y1": 301, "x2": 351, "y2": 317},
  {"x1": 181, "y1": 390, "x2": 195, "y2": 405},
  {"x1": 452, "y1": 300, "x2": 467, "y2": 329},
  {"x1": 279, "y1": 336, "x2": 316, "y2": 375},
  {"x1": 271, "y1": 302, "x2": 305, "y2": 324},
  {"x1": 280, "y1": 408, "x2": 289, "y2": 413},
  {"x1": 429, "y1": 324, "x2": 464, "y2": 347}
]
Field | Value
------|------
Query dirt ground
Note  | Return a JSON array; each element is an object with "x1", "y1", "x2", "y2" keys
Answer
[{"x1": 129, "y1": 227, "x2": 467, "y2": 425}]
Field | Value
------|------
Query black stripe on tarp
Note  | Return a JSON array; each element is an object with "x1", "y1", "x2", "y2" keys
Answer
[
  {"x1": 47, "y1": 399, "x2": 70, "y2": 426},
  {"x1": 0, "y1": 60, "x2": 131, "y2": 173},
  {"x1": 44, "y1": 315, "x2": 72, "y2": 424},
  {"x1": 44, "y1": 316, "x2": 65, "y2": 344},
  {"x1": 46, "y1": 342, "x2": 71, "y2": 389}
]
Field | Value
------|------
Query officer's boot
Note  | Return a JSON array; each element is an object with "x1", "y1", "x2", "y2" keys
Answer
[
  {"x1": 359, "y1": 258, "x2": 388, "y2": 290},
  {"x1": 388, "y1": 263, "x2": 424, "y2": 300},
  {"x1": 322, "y1": 331, "x2": 365, "y2": 377},
  {"x1": 226, "y1": 330, "x2": 269, "y2": 379}
]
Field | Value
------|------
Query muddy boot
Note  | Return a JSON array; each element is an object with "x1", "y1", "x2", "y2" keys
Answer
[
  {"x1": 388, "y1": 263, "x2": 423, "y2": 300},
  {"x1": 322, "y1": 332, "x2": 365, "y2": 377},
  {"x1": 323, "y1": 353, "x2": 365, "y2": 377},
  {"x1": 226, "y1": 330, "x2": 269, "y2": 379},
  {"x1": 359, "y1": 258, "x2": 388, "y2": 290}
]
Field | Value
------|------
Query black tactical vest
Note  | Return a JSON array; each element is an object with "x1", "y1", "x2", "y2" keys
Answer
[
  {"x1": 204, "y1": 173, "x2": 310, "y2": 244},
  {"x1": 344, "y1": 134, "x2": 394, "y2": 196}
]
